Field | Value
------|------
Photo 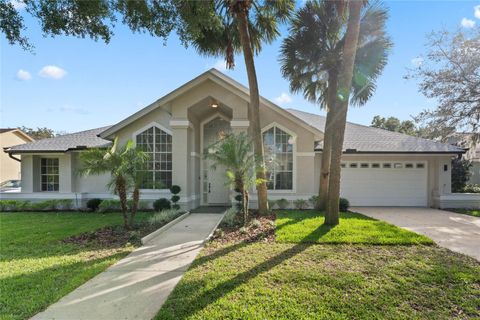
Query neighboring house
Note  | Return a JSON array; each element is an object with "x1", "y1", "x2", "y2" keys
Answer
[
  {"x1": 0, "y1": 128, "x2": 34, "y2": 183},
  {"x1": 447, "y1": 133, "x2": 480, "y2": 185},
  {"x1": 3, "y1": 69, "x2": 473, "y2": 209}
]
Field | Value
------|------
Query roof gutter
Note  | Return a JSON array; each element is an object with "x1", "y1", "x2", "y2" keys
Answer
[
  {"x1": 315, "y1": 149, "x2": 465, "y2": 155},
  {"x1": 8, "y1": 152, "x2": 21, "y2": 162}
]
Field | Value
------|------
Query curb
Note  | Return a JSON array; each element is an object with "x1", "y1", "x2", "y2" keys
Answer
[
  {"x1": 205, "y1": 210, "x2": 227, "y2": 241},
  {"x1": 141, "y1": 211, "x2": 191, "y2": 245}
]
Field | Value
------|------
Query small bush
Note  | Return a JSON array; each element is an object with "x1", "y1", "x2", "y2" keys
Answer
[
  {"x1": 308, "y1": 195, "x2": 319, "y2": 208},
  {"x1": 148, "y1": 208, "x2": 180, "y2": 226},
  {"x1": 268, "y1": 199, "x2": 277, "y2": 209},
  {"x1": 153, "y1": 198, "x2": 171, "y2": 211},
  {"x1": 171, "y1": 195, "x2": 180, "y2": 203},
  {"x1": 239, "y1": 226, "x2": 248, "y2": 234},
  {"x1": 56, "y1": 199, "x2": 73, "y2": 210},
  {"x1": 221, "y1": 207, "x2": 238, "y2": 228},
  {"x1": 213, "y1": 228, "x2": 224, "y2": 238},
  {"x1": 276, "y1": 198, "x2": 290, "y2": 209},
  {"x1": 339, "y1": 198, "x2": 350, "y2": 212},
  {"x1": 463, "y1": 184, "x2": 480, "y2": 193},
  {"x1": 251, "y1": 218, "x2": 261, "y2": 229},
  {"x1": 0, "y1": 200, "x2": 30, "y2": 212},
  {"x1": 170, "y1": 185, "x2": 181, "y2": 195},
  {"x1": 234, "y1": 194, "x2": 243, "y2": 202},
  {"x1": 293, "y1": 199, "x2": 309, "y2": 210},
  {"x1": 98, "y1": 199, "x2": 121, "y2": 213}
]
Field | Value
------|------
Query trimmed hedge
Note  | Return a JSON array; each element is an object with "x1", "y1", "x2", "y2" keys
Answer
[{"x1": 0, "y1": 199, "x2": 73, "y2": 212}]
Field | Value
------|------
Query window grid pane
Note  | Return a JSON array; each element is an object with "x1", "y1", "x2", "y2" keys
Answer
[
  {"x1": 137, "y1": 126, "x2": 172, "y2": 189},
  {"x1": 263, "y1": 127, "x2": 293, "y2": 190},
  {"x1": 41, "y1": 158, "x2": 59, "y2": 191}
]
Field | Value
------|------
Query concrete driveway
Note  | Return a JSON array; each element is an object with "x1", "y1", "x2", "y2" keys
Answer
[{"x1": 352, "y1": 207, "x2": 480, "y2": 261}]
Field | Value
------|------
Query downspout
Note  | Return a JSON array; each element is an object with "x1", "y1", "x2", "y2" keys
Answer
[{"x1": 8, "y1": 152, "x2": 21, "y2": 162}]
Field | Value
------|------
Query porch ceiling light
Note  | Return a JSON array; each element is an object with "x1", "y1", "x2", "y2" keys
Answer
[{"x1": 211, "y1": 102, "x2": 218, "y2": 108}]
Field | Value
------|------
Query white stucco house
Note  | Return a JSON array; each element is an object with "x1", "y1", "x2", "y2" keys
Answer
[{"x1": 2, "y1": 69, "x2": 474, "y2": 209}]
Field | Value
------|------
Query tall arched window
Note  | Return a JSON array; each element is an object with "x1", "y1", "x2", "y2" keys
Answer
[
  {"x1": 136, "y1": 126, "x2": 172, "y2": 189},
  {"x1": 263, "y1": 126, "x2": 294, "y2": 190}
]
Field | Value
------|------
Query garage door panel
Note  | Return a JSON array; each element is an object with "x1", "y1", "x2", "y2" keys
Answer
[{"x1": 340, "y1": 162, "x2": 428, "y2": 207}]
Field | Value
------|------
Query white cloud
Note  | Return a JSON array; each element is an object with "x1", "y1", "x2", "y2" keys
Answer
[
  {"x1": 59, "y1": 105, "x2": 89, "y2": 115},
  {"x1": 39, "y1": 65, "x2": 67, "y2": 79},
  {"x1": 461, "y1": 18, "x2": 476, "y2": 28},
  {"x1": 16, "y1": 69, "x2": 31, "y2": 81},
  {"x1": 275, "y1": 92, "x2": 292, "y2": 105},
  {"x1": 10, "y1": 0, "x2": 25, "y2": 10},
  {"x1": 475, "y1": 5, "x2": 480, "y2": 19},
  {"x1": 411, "y1": 57, "x2": 423, "y2": 67}
]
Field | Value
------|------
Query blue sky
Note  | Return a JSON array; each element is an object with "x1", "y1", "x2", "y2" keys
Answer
[{"x1": 1, "y1": 0, "x2": 479, "y2": 133}]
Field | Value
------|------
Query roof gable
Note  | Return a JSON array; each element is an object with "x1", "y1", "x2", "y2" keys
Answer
[{"x1": 99, "y1": 69, "x2": 322, "y2": 138}]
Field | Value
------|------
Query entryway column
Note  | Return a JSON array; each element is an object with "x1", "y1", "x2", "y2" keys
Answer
[
  {"x1": 230, "y1": 120, "x2": 250, "y2": 134},
  {"x1": 170, "y1": 119, "x2": 192, "y2": 209}
]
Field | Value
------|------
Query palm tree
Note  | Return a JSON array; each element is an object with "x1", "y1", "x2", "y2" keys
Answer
[
  {"x1": 205, "y1": 132, "x2": 263, "y2": 226},
  {"x1": 79, "y1": 139, "x2": 148, "y2": 229},
  {"x1": 176, "y1": 0, "x2": 294, "y2": 215},
  {"x1": 280, "y1": 0, "x2": 391, "y2": 212}
]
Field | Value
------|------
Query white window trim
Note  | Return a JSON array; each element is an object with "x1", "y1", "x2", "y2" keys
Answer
[
  {"x1": 40, "y1": 157, "x2": 60, "y2": 192},
  {"x1": 132, "y1": 122, "x2": 173, "y2": 192},
  {"x1": 261, "y1": 122, "x2": 297, "y2": 193}
]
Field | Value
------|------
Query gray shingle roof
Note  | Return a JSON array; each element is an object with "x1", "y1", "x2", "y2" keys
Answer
[
  {"x1": 286, "y1": 109, "x2": 464, "y2": 154},
  {"x1": 5, "y1": 126, "x2": 112, "y2": 153}
]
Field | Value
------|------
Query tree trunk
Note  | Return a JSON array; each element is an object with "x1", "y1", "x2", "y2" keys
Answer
[
  {"x1": 235, "y1": 6, "x2": 269, "y2": 215},
  {"x1": 116, "y1": 175, "x2": 130, "y2": 229},
  {"x1": 130, "y1": 186, "x2": 140, "y2": 227},
  {"x1": 325, "y1": 0, "x2": 362, "y2": 225},
  {"x1": 317, "y1": 70, "x2": 338, "y2": 210}
]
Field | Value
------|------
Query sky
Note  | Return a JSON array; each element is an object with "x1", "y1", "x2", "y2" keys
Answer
[{"x1": 1, "y1": 0, "x2": 480, "y2": 133}]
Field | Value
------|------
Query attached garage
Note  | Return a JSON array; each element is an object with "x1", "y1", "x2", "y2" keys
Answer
[{"x1": 340, "y1": 161, "x2": 428, "y2": 206}]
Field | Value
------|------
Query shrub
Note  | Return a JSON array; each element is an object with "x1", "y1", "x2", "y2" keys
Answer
[
  {"x1": 56, "y1": 199, "x2": 73, "y2": 210},
  {"x1": 463, "y1": 184, "x2": 480, "y2": 193},
  {"x1": 235, "y1": 194, "x2": 243, "y2": 202},
  {"x1": 239, "y1": 226, "x2": 248, "y2": 234},
  {"x1": 98, "y1": 199, "x2": 121, "y2": 213},
  {"x1": 0, "y1": 200, "x2": 30, "y2": 212},
  {"x1": 127, "y1": 199, "x2": 151, "y2": 210},
  {"x1": 221, "y1": 207, "x2": 238, "y2": 228},
  {"x1": 30, "y1": 200, "x2": 55, "y2": 211},
  {"x1": 308, "y1": 195, "x2": 319, "y2": 208},
  {"x1": 153, "y1": 198, "x2": 171, "y2": 211},
  {"x1": 213, "y1": 228, "x2": 224, "y2": 238},
  {"x1": 452, "y1": 158, "x2": 472, "y2": 192},
  {"x1": 276, "y1": 198, "x2": 290, "y2": 209},
  {"x1": 170, "y1": 185, "x2": 181, "y2": 210},
  {"x1": 148, "y1": 208, "x2": 180, "y2": 226},
  {"x1": 251, "y1": 218, "x2": 261, "y2": 229},
  {"x1": 87, "y1": 198, "x2": 102, "y2": 211},
  {"x1": 268, "y1": 199, "x2": 277, "y2": 209},
  {"x1": 339, "y1": 198, "x2": 350, "y2": 212},
  {"x1": 293, "y1": 199, "x2": 309, "y2": 210}
]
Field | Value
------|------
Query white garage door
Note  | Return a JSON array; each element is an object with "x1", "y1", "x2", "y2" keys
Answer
[{"x1": 340, "y1": 161, "x2": 428, "y2": 206}]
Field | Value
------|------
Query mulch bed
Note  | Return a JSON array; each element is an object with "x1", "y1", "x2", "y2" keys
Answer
[
  {"x1": 62, "y1": 223, "x2": 158, "y2": 248},
  {"x1": 213, "y1": 213, "x2": 276, "y2": 244}
]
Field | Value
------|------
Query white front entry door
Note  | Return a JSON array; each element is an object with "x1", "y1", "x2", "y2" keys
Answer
[{"x1": 207, "y1": 162, "x2": 230, "y2": 205}]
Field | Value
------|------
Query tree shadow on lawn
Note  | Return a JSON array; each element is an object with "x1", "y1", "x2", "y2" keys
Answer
[
  {"x1": 1, "y1": 251, "x2": 128, "y2": 320},
  {"x1": 158, "y1": 223, "x2": 335, "y2": 319}
]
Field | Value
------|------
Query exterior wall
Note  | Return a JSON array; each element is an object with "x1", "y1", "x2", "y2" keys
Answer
[
  {"x1": 0, "y1": 131, "x2": 31, "y2": 182},
  {"x1": 469, "y1": 161, "x2": 480, "y2": 184}
]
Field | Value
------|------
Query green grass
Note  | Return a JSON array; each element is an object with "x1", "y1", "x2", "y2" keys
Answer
[
  {"x1": 450, "y1": 209, "x2": 480, "y2": 217},
  {"x1": 275, "y1": 210, "x2": 434, "y2": 245},
  {"x1": 157, "y1": 242, "x2": 480, "y2": 319},
  {"x1": 0, "y1": 211, "x2": 154, "y2": 320}
]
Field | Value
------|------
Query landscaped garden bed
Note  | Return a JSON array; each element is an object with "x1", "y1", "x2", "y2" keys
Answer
[
  {"x1": 156, "y1": 209, "x2": 480, "y2": 319},
  {"x1": 448, "y1": 209, "x2": 480, "y2": 217}
]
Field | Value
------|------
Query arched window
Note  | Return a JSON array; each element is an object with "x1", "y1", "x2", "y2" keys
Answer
[
  {"x1": 136, "y1": 126, "x2": 172, "y2": 189},
  {"x1": 263, "y1": 126, "x2": 294, "y2": 190}
]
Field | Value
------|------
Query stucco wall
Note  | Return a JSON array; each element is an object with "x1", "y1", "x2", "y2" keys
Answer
[{"x1": 0, "y1": 131, "x2": 31, "y2": 182}]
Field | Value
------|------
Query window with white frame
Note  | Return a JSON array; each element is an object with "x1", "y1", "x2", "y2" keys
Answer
[
  {"x1": 263, "y1": 126, "x2": 294, "y2": 190},
  {"x1": 136, "y1": 126, "x2": 172, "y2": 189},
  {"x1": 41, "y1": 158, "x2": 59, "y2": 191}
]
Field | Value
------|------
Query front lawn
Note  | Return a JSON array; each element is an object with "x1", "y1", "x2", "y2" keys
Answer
[
  {"x1": 0, "y1": 211, "x2": 155, "y2": 320},
  {"x1": 449, "y1": 209, "x2": 480, "y2": 217},
  {"x1": 276, "y1": 210, "x2": 433, "y2": 244},
  {"x1": 157, "y1": 210, "x2": 479, "y2": 319}
]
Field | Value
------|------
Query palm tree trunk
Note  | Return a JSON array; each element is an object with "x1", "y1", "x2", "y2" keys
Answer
[
  {"x1": 235, "y1": 6, "x2": 269, "y2": 215},
  {"x1": 130, "y1": 187, "x2": 140, "y2": 227},
  {"x1": 116, "y1": 176, "x2": 130, "y2": 229},
  {"x1": 325, "y1": 0, "x2": 362, "y2": 225},
  {"x1": 317, "y1": 70, "x2": 338, "y2": 210}
]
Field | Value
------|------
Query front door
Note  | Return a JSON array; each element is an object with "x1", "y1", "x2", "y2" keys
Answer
[{"x1": 203, "y1": 116, "x2": 231, "y2": 205}]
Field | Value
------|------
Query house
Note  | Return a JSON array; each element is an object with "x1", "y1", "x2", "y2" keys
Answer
[
  {"x1": 0, "y1": 128, "x2": 34, "y2": 183},
  {"x1": 3, "y1": 69, "x2": 472, "y2": 209}
]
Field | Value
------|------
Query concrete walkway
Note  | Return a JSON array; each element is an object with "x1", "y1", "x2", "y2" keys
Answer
[
  {"x1": 352, "y1": 207, "x2": 480, "y2": 261},
  {"x1": 32, "y1": 213, "x2": 224, "y2": 320}
]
